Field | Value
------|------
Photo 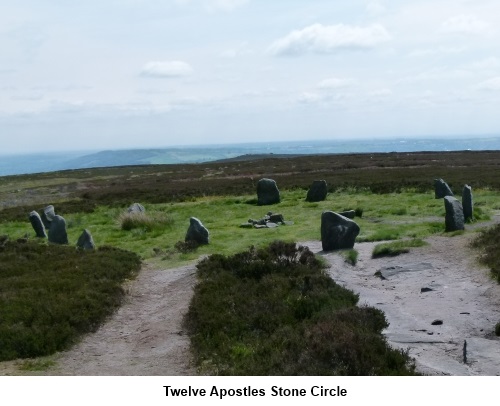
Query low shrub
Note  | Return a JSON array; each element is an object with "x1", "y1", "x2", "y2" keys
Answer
[
  {"x1": 175, "y1": 240, "x2": 200, "y2": 253},
  {"x1": 185, "y1": 240, "x2": 417, "y2": 375},
  {"x1": 0, "y1": 240, "x2": 141, "y2": 361},
  {"x1": 471, "y1": 224, "x2": 500, "y2": 283}
]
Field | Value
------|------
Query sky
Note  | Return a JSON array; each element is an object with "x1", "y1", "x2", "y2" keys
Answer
[{"x1": 1, "y1": 0, "x2": 500, "y2": 154}]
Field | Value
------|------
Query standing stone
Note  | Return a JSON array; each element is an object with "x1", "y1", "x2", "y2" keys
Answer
[
  {"x1": 306, "y1": 180, "x2": 328, "y2": 202},
  {"x1": 257, "y1": 178, "x2": 280, "y2": 205},
  {"x1": 29, "y1": 211, "x2": 47, "y2": 238},
  {"x1": 434, "y1": 179, "x2": 454, "y2": 199},
  {"x1": 462, "y1": 185, "x2": 473, "y2": 222},
  {"x1": 185, "y1": 217, "x2": 209, "y2": 245},
  {"x1": 77, "y1": 229, "x2": 95, "y2": 250},
  {"x1": 321, "y1": 211, "x2": 360, "y2": 251},
  {"x1": 41, "y1": 205, "x2": 56, "y2": 229},
  {"x1": 339, "y1": 210, "x2": 356, "y2": 219},
  {"x1": 444, "y1": 196, "x2": 464, "y2": 232},
  {"x1": 48, "y1": 215, "x2": 69, "y2": 244},
  {"x1": 127, "y1": 203, "x2": 146, "y2": 214}
]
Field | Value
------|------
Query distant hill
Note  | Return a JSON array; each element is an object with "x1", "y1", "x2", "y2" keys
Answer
[{"x1": 2, "y1": 137, "x2": 500, "y2": 176}]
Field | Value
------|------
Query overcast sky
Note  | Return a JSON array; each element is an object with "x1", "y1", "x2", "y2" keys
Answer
[{"x1": 1, "y1": 0, "x2": 500, "y2": 154}]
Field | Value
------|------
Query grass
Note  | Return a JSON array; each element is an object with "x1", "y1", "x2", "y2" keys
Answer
[
  {"x1": 0, "y1": 240, "x2": 141, "y2": 361},
  {"x1": 184, "y1": 241, "x2": 417, "y2": 375},
  {"x1": 372, "y1": 239, "x2": 428, "y2": 258},
  {"x1": 3, "y1": 188, "x2": 496, "y2": 267}
]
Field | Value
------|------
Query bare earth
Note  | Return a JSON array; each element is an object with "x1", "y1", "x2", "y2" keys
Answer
[{"x1": 1, "y1": 232, "x2": 500, "y2": 376}]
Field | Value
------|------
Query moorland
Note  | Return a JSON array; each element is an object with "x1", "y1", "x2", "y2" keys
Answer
[{"x1": 1, "y1": 150, "x2": 500, "y2": 375}]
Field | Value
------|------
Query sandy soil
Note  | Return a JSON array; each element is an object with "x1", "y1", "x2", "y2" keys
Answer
[{"x1": 1, "y1": 230, "x2": 499, "y2": 376}]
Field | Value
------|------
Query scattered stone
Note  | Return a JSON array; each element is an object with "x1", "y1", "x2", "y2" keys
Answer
[
  {"x1": 306, "y1": 180, "x2": 328, "y2": 202},
  {"x1": 239, "y1": 223, "x2": 253, "y2": 229},
  {"x1": 127, "y1": 203, "x2": 146, "y2": 214},
  {"x1": 431, "y1": 319, "x2": 443, "y2": 326},
  {"x1": 185, "y1": 217, "x2": 209, "y2": 245},
  {"x1": 257, "y1": 178, "x2": 280, "y2": 205},
  {"x1": 339, "y1": 210, "x2": 356, "y2": 219},
  {"x1": 462, "y1": 185, "x2": 473, "y2": 222},
  {"x1": 29, "y1": 211, "x2": 47, "y2": 238},
  {"x1": 77, "y1": 229, "x2": 96, "y2": 250},
  {"x1": 48, "y1": 215, "x2": 69, "y2": 245},
  {"x1": 444, "y1": 196, "x2": 465, "y2": 232},
  {"x1": 434, "y1": 178, "x2": 454, "y2": 199},
  {"x1": 268, "y1": 213, "x2": 284, "y2": 224},
  {"x1": 321, "y1": 211, "x2": 360, "y2": 251},
  {"x1": 266, "y1": 222, "x2": 278, "y2": 228},
  {"x1": 421, "y1": 287, "x2": 434, "y2": 293}
]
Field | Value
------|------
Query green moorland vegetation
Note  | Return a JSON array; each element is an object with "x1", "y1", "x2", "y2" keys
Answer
[
  {"x1": 185, "y1": 241, "x2": 417, "y2": 375},
  {"x1": 1, "y1": 151, "x2": 500, "y2": 371}
]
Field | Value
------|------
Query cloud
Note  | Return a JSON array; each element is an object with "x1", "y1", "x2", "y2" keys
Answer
[
  {"x1": 175, "y1": 0, "x2": 249, "y2": 11},
  {"x1": 140, "y1": 61, "x2": 194, "y2": 78},
  {"x1": 269, "y1": 23, "x2": 391, "y2": 56},
  {"x1": 441, "y1": 15, "x2": 493, "y2": 36},
  {"x1": 317, "y1": 77, "x2": 355, "y2": 89},
  {"x1": 476, "y1": 77, "x2": 500, "y2": 91}
]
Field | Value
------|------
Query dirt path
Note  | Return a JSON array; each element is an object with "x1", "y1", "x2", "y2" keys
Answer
[
  {"x1": 305, "y1": 235, "x2": 500, "y2": 376},
  {"x1": 1, "y1": 231, "x2": 499, "y2": 376}
]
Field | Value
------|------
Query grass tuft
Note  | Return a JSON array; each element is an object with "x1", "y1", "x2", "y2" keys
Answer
[
  {"x1": 119, "y1": 211, "x2": 174, "y2": 231},
  {"x1": 372, "y1": 239, "x2": 428, "y2": 258},
  {"x1": 344, "y1": 249, "x2": 359, "y2": 265}
]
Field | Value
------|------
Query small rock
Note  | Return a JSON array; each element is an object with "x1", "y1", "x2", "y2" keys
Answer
[
  {"x1": 128, "y1": 203, "x2": 146, "y2": 214},
  {"x1": 421, "y1": 287, "x2": 434, "y2": 293},
  {"x1": 431, "y1": 319, "x2": 443, "y2": 326}
]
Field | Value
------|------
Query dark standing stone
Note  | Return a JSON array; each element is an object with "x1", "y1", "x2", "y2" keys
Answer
[
  {"x1": 434, "y1": 178, "x2": 454, "y2": 199},
  {"x1": 306, "y1": 180, "x2": 328, "y2": 202},
  {"x1": 257, "y1": 178, "x2": 280, "y2": 205},
  {"x1": 48, "y1": 215, "x2": 69, "y2": 245},
  {"x1": 185, "y1": 217, "x2": 209, "y2": 245},
  {"x1": 321, "y1": 211, "x2": 360, "y2": 251},
  {"x1": 128, "y1": 203, "x2": 145, "y2": 213},
  {"x1": 444, "y1": 196, "x2": 464, "y2": 232},
  {"x1": 268, "y1": 213, "x2": 285, "y2": 223},
  {"x1": 29, "y1": 211, "x2": 47, "y2": 238},
  {"x1": 339, "y1": 210, "x2": 356, "y2": 219},
  {"x1": 77, "y1": 229, "x2": 95, "y2": 250},
  {"x1": 462, "y1": 185, "x2": 473, "y2": 222}
]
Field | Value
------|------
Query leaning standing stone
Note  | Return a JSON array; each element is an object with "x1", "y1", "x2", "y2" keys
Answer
[
  {"x1": 434, "y1": 179, "x2": 454, "y2": 199},
  {"x1": 41, "y1": 205, "x2": 55, "y2": 229},
  {"x1": 48, "y1": 215, "x2": 69, "y2": 244},
  {"x1": 29, "y1": 211, "x2": 47, "y2": 238},
  {"x1": 462, "y1": 185, "x2": 473, "y2": 222},
  {"x1": 185, "y1": 217, "x2": 209, "y2": 245},
  {"x1": 444, "y1": 196, "x2": 464, "y2": 232},
  {"x1": 321, "y1": 211, "x2": 360, "y2": 251},
  {"x1": 306, "y1": 180, "x2": 328, "y2": 202},
  {"x1": 257, "y1": 178, "x2": 280, "y2": 205},
  {"x1": 77, "y1": 229, "x2": 95, "y2": 250}
]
